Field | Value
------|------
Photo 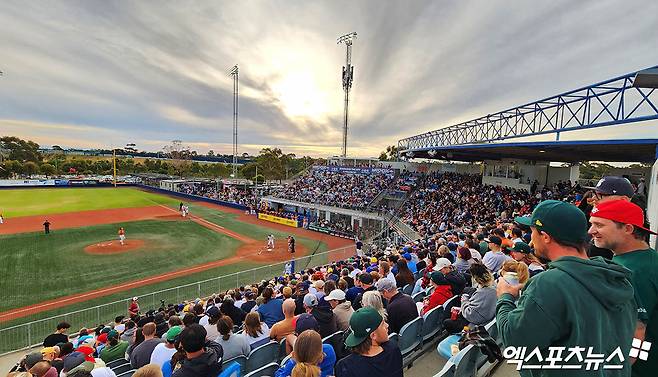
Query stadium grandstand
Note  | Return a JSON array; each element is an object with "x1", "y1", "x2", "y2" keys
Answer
[{"x1": 3, "y1": 65, "x2": 657, "y2": 377}]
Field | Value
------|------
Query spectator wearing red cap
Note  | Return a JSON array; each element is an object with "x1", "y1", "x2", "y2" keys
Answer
[
  {"x1": 499, "y1": 200, "x2": 637, "y2": 373},
  {"x1": 589, "y1": 199, "x2": 658, "y2": 376}
]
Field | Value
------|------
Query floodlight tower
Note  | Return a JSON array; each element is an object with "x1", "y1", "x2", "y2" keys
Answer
[
  {"x1": 229, "y1": 65, "x2": 239, "y2": 178},
  {"x1": 338, "y1": 32, "x2": 357, "y2": 158}
]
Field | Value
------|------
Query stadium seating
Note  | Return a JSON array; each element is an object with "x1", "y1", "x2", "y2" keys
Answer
[
  {"x1": 218, "y1": 361, "x2": 242, "y2": 377},
  {"x1": 244, "y1": 362, "x2": 278, "y2": 377},
  {"x1": 107, "y1": 359, "x2": 130, "y2": 370},
  {"x1": 112, "y1": 363, "x2": 133, "y2": 375},
  {"x1": 278, "y1": 337, "x2": 288, "y2": 361},
  {"x1": 421, "y1": 304, "x2": 445, "y2": 343},
  {"x1": 116, "y1": 370, "x2": 137, "y2": 377},
  {"x1": 245, "y1": 340, "x2": 279, "y2": 373},
  {"x1": 222, "y1": 355, "x2": 247, "y2": 374},
  {"x1": 399, "y1": 316, "x2": 423, "y2": 362},
  {"x1": 434, "y1": 344, "x2": 479, "y2": 377},
  {"x1": 322, "y1": 330, "x2": 345, "y2": 359},
  {"x1": 280, "y1": 354, "x2": 292, "y2": 368},
  {"x1": 271, "y1": 168, "x2": 395, "y2": 210}
]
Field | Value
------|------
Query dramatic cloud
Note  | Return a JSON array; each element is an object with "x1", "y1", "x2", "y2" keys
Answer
[{"x1": 0, "y1": 0, "x2": 657, "y2": 157}]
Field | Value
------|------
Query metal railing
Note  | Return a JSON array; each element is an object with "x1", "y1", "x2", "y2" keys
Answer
[{"x1": 0, "y1": 245, "x2": 354, "y2": 356}]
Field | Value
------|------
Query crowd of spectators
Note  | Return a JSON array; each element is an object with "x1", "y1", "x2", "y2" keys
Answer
[
  {"x1": 10, "y1": 220, "x2": 539, "y2": 377},
  {"x1": 311, "y1": 219, "x2": 354, "y2": 236},
  {"x1": 272, "y1": 168, "x2": 395, "y2": 210},
  {"x1": 8, "y1": 173, "x2": 655, "y2": 377},
  {"x1": 400, "y1": 172, "x2": 586, "y2": 238},
  {"x1": 177, "y1": 183, "x2": 258, "y2": 209}
]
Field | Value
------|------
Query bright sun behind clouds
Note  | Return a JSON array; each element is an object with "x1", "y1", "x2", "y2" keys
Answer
[{"x1": 271, "y1": 70, "x2": 334, "y2": 122}]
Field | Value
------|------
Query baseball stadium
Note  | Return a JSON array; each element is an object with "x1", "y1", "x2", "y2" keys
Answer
[
  {"x1": 0, "y1": 186, "x2": 354, "y2": 341},
  {"x1": 1, "y1": 2, "x2": 658, "y2": 377}
]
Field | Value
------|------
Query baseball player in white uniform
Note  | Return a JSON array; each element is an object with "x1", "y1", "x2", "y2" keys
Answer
[{"x1": 118, "y1": 227, "x2": 126, "y2": 245}]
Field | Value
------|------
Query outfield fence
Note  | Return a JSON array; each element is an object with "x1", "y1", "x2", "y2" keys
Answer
[{"x1": 0, "y1": 245, "x2": 354, "y2": 356}]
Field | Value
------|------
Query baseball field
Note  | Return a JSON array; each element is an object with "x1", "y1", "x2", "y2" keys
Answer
[{"x1": 0, "y1": 187, "x2": 354, "y2": 350}]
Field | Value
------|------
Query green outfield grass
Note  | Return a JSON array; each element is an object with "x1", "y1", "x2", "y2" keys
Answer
[
  {"x1": 0, "y1": 187, "x2": 179, "y2": 218},
  {"x1": 187, "y1": 203, "x2": 331, "y2": 267},
  {"x1": 0, "y1": 188, "x2": 334, "y2": 354},
  {"x1": 0, "y1": 219, "x2": 240, "y2": 312}
]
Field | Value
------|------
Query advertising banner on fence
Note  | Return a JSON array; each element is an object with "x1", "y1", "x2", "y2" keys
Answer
[
  {"x1": 0, "y1": 179, "x2": 57, "y2": 187},
  {"x1": 308, "y1": 224, "x2": 354, "y2": 239},
  {"x1": 258, "y1": 213, "x2": 298, "y2": 228},
  {"x1": 313, "y1": 166, "x2": 394, "y2": 175}
]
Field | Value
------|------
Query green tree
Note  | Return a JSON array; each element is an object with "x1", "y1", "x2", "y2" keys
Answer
[
  {"x1": 379, "y1": 145, "x2": 399, "y2": 161},
  {"x1": 580, "y1": 162, "x2": 614, "y2": 180},
  {"x1": 0, "y1": 136, "x2": 42, "y2": 162},
  {"x1": 240, "y1": 162, "x2": 258, "y2": 181},
  {"x1": 46, "y1": 155, "x2": 67, "y2": 174},
  {"x1": 4, "y1": 160, "x2": 23, "y2": 175},
  {"x1": 23, "y1": 161, "x2": 39, "y2": 175},
  {"x1": 40, "y1": 163, "x2": 56, "y2": 176},
  {"x1": 256, "y1": 148, "x2": 285, "y2": 181}
]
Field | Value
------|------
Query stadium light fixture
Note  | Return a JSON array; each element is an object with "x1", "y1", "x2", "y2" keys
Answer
[{"x1": 633, "y1": 68, "x2": 658, "y2": 88}]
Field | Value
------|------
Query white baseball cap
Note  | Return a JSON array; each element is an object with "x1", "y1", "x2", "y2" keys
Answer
[
  {"x1": 325, "y1": 289, "x2": 346, "y2": 301},
  {"x1": 433, "y1": 258, "x2": 452, "y2": 271}
]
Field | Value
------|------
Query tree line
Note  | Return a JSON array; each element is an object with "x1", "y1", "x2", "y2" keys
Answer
[{"x1": 0, "y1": 136, "x2": 322, "y2": 181}]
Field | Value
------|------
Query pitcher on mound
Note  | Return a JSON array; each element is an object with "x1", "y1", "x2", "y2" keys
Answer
[{"x1": 118, "y1": 227, "x2": 126, "y2": 245}]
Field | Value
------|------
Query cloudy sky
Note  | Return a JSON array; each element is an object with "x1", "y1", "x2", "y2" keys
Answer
[{"x1": 1, "y1": 0, "x2": 657, "y2": 157}]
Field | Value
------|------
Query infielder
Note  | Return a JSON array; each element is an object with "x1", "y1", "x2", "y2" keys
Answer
[
  {"x1": 287, "y1": 235, "x2": 296, "y2": 254},
  {"x1": 118, "y1": 227, "x2": 126, "y2": 245},
  {"x1": 267, "y1": 234, "x2": 275, "y2": 250}
]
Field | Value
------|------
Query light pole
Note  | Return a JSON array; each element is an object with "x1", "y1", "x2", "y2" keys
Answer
[
  {"x1": 338, "y1": 32, "x2": 357, "y2": 159},
  {"x1": 229, "y1": 65, "x2": 239, "y2": 179}
]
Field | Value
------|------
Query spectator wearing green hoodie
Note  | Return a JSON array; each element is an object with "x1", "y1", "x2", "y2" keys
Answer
[
  {"x1": 497, "y1": 200, "x2": 636, "y2": 376},
  {"x1": 589, "y1": 199, "x2": 658, "y2": 377}
]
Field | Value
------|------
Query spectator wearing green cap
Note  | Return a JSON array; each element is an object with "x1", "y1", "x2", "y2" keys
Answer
[
  {"x1": 508, "y1": 241, "x2": 544, "y2": 277},
  {"x1": 497, "y1": 200, "x2": 637, "y2": 374},
  {"x1": 150, "y1": 326, "x2": 182, "y2": 367},
  {"x1": 335, "y1": 307, "x2": 403, "y2": 377},
  {"x1": 99, "y1": 329, "x2": 129, "y2": 363}
]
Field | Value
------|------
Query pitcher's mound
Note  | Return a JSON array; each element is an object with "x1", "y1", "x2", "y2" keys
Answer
[{"x1": 85, "y1": 239, "x2": 146, "y2": 255}]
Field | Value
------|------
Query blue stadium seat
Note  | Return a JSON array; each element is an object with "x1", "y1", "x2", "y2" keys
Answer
[
  {"x1": 116, "y1": 370, "x2": 136, "y2": 377},
  {"x1": 106, "y1": 358, "x2": 129, "y2": 369},
  {"x1": 218, "y1": 361, "x2": 241, "y2": 377},
  {"x1": 434, "y1": 344, "x2": 478, "y2": 377},
  {"x1": 421, "y1": 304, "x2": 444, "y2": 343},
  {"x1": 280, "y1": 354, "x2": 292, "y2": 368},
  {"x1": 398, "y1": 316, "x2": 423, "y2": 359},
  {"x1": 244, "y1": 362, "x2": 278, "y2": 377},
  {"x1": 414, "y1": 268, "x2": 426, "y2": 282},
  {"x1": 278, "y1": 337, "x2": 288, "y2": 361},
  {"x1": 245, "y1": 340, "x2": 278, "y2": 373},
  {"x1": 412, "y1": 291, "x2": 425, "y2": 303},
  {"x1": 222, "y1": 355, "x2": 247, "y2": 374},
  {"x1": 322, "y1": 330, "x2": 344, "y2": 356},
  {"x1": 388, "y1": 332, "x2": 399, "y2": 348},
  {"x1": 402, "y1": 284, "x2": 413, "y2": 295},
  {"x1": 113, "y1": 363, "x2": 133, "y2": 375}
]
